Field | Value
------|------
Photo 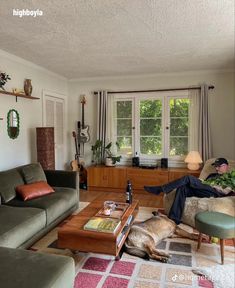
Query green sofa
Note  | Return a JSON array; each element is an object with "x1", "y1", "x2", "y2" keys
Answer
[{"x1": 0, "y1": 163, "x2": 79, "y2": 288}]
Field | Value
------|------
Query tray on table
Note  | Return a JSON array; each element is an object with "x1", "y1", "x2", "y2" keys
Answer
[{"x1": 95, "y1": 202, "x2": 129, "y2": 219}]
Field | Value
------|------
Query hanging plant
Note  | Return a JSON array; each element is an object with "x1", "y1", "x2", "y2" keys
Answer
[{"x1": 0, "y1": 71, "x2": 11, "y2": 90}]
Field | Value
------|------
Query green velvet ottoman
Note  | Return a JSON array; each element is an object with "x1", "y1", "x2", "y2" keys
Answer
[{"x1": 195, "y1": 211, "x2": 235, "y2": 264}]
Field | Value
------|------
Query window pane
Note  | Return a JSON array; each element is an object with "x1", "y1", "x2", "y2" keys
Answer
[
  {"x1": 117, "y1": 101, "x2": 132, "y2": 118},
  {"x1": 117, "y1": 119, "x2": 132, "y2": 136},
  {"x1": 115, "y1": 100, "x2": 133, "y2": 154},
  {"x1": 169, "y1": 98, "x2": 189, "y2": 156},
  {"x1": 117, "y1": 137, "x2": 132, "y2": 154},
  {"x1": 140, "y1": 100, "x2": 162, "y2": 117},
  {"x1": 170, "y1": 99, "x2": 189, "y2": 117},
  {"x1": 170, "y1": 137, "x2": 188, "y2": 156},
  {"x1": 140, "y1": 119, "x2": 161, "y2": 136},
  {"x1": 170, "y1": 118, "x2": 188, "y2": 136},
  {"x1": 139, "y1": 99, "x2": 162, "y2": 155},
  {"x1": 140, "y1": 137, "x2": 162, "y2": 155}
]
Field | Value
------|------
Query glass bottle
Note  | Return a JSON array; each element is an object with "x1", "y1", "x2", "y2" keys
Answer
[{"x1": 126, "y1": 180, "x2": 132, "y2": 204}]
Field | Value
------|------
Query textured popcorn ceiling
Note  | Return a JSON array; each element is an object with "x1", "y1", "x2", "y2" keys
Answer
[{"x1": 0, "y1": 0, "x2": 234, "y2": 79}]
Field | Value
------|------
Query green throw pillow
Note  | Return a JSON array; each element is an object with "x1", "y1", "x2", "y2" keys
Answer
[{"x1": 21, "y1": 163, "x2": 47, "y2": 184}]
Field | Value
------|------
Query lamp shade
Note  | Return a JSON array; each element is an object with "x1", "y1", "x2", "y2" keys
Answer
[{"x1": 184, "y1": 151, "x2": 202, "y2": 170}]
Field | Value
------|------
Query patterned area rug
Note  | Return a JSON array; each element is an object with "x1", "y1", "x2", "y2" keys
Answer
[{"x1": 30, "y1": 203, "x2": 235, "y2": 288}]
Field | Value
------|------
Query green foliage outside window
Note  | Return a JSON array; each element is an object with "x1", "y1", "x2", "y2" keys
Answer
[
  {"x1": 140, "y1": 100, "x2": 162, "y2": 155},
  {"x1": 116, "y1": 101, "x2": 132, "y2": 154},
  {"x1": 169, "y1": 99, "x2": 189, "y2": 156},
  {"x1": 115, "y1": 97, "x2": 190, "y2": 157}
]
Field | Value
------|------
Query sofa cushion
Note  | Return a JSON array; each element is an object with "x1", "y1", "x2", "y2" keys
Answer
[
  {"x1": 21, "y1": 163, "x2": 47, "y2": 184},
  {"x1": 0, "y1": 168, "x2": 24, "y2": 203},
  {"x1": 7, "y1": 187, "x2": 78, "y2": 225},
  {"x1": 16, "y1": 181, "x2": 55, "y2": 201},
  {"x1": 0, "y1": 247, "x2": 75, "y2": 288},
  {"x1": 164, "y1": 193, "x2": 235, "y2": 227},
  {"x1": 0, "y1": 205, "x2": 46, "y2": 248}
]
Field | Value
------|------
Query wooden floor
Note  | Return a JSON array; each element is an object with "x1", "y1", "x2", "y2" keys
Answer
[{"x1": 80, "y1": 189, "x2": 163, "y2": 208}]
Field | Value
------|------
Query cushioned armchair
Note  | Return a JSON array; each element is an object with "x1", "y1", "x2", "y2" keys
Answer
[{"x1": 164, "y1": 158, "x2": 235, "y2": 227}]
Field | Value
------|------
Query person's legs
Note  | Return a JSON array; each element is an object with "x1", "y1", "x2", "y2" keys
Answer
[
  {"x1": 144, "y1": 175, "x2": 215, "y2": 195},
  {"x1": 162, "y1": 175, "x2": 215, "y2": 193},
  {"x1": 168, "y1": 186, "x2": 220, "y2": 224},
  {"x1": 168, "y1": 186, "x2": 193, "y2": 224}
]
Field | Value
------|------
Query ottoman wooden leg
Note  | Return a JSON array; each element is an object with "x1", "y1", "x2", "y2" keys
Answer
[
  {"x1": 197, "y1": 233, "x2": 202, "y2": 250},
  {"x1": 220, "y1": 239, "x2": 225, "y2": 265}
]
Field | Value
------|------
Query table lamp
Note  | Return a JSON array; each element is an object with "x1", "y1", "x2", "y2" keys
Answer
[{"x1": 184, "y1": 151, "x2": 202, "y2": 170}]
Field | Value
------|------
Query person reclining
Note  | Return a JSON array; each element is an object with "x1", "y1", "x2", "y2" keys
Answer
[{"x1": 144, "y1": 158, "x2": 234, "y2": 225}]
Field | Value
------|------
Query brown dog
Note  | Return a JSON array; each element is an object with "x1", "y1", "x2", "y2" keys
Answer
[{"x1": 125, "y1": 211, "x2": 198, "y2": 262}]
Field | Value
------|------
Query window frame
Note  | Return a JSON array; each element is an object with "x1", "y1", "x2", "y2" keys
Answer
[{"x1": 112, "y1": 90, "x2": 190, "y2": 163}]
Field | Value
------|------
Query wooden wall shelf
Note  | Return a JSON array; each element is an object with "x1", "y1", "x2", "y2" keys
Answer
[{"x1": 0, "y1": 90, "x2": 39, "y2": 101}]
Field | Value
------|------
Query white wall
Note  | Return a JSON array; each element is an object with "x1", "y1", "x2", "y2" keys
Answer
[
  {"x1": 1, "y1": 49, "x2": 234, "y2": 171},
  {"x1": 68, "y1": 70, "x2": 235, "y2": 165},
  {"x1": 0, "y1": 50, "x2": 68, "y2": 170}
]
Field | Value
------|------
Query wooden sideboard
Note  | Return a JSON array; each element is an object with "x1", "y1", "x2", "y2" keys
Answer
[{"x1": 87, "y1": 166, "x2": 201, "y2": 193}]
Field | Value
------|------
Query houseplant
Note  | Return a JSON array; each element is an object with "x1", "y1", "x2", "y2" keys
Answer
[
  {"x1": 91, "y1": 140, "x2": 103, "y2": 165},
  {"x1": 91, "y1": 140, "x2": 121, "y2": 166},
  {"x1": 104, "y1": 142, "x2": 121, "y2": 166},
  {"x1": 0, "y1": 71, "x2": 11, "y2": 90}
]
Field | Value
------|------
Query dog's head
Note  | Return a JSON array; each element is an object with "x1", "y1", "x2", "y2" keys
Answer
[{"x1": 152, "y1": 211, "x2": 159, "y2": 217}]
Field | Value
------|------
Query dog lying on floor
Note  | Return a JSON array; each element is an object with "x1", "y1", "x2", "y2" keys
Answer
[{"x1": 125, "y1": 211, "x2": 198, "y2": 262}]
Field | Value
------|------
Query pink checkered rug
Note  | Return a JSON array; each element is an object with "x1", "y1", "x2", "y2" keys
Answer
[
  {"x1": 71, "y1": 237, "x2": 235, "y2": 288},
  {"x1": 30, "y1": 204, "x2": 235, "y2": 288}
]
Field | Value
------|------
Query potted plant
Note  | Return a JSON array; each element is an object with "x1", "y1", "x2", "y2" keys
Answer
[
  {"x1": 91, "y1": 140, "x2": 103, "y2": 165},
  {"x1": 91, "y1": 140, "x2": 121, "y2": 166},
  {"x1": 0, "y1": 71, "x2": 11, "y2": 90},
  {"x1": 104, "y1": 142, "x2": 121, "y2": 166}
]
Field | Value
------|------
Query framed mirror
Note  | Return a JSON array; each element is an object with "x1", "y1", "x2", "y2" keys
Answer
[{"x1": 7, "y1": 109, "x2": 20, "y2": 139}]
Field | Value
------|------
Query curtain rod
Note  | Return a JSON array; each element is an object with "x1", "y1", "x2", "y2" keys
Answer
[{"x1": 94, "y1": 85, "x2": 214, "y2": 95}]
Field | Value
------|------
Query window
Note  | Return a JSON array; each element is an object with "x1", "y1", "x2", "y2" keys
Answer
[
  {"x1": 139, "y1": 99, "x2": 162, "y2": 155},
  {"x1": 169, "y1": 98, "x2": 189, "y2": 157},
  {"x1": 112, "y1": 92, "x2": 190, "y2": 161},
  {"x1": 114, "y1": 100, "x2": 133, "y2": 155}
]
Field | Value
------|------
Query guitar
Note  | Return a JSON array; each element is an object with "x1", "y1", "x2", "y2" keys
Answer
[
  {"x1": 79, "y1": 95, "x2": 90, "y2": 143},
  {"x1": 70, "y1": 131, "x2": 81, "y2": 171},
  {"x1": 70, "y1": 131, "x2": 87, "y2": 187}
]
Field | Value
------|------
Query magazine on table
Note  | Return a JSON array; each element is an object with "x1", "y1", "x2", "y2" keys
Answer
[{"x1": 84, "y1": 217, "x2": 121, "y2": 233}]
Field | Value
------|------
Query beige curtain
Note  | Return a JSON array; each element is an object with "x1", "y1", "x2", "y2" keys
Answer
[
  {"x1": 189, "y1": 84, "x2": 212, "y2": 163},
  {"x1": 189, "y1": 89, "x2": 200, "y2": 151},
  {"x1": 199, "y1": 84, "x2": 212, "y2": 162}
]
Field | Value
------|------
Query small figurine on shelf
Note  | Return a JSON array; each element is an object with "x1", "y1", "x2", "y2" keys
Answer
[
  {"x1": 12, "y1": 88, "x2": 24, "y2": 94},
  {"x1": 0, "y1": 71, "x2": 11, "y2": 90},
  {"x1": 24, "y1": 79, "x2": 33, "y2": 96}
]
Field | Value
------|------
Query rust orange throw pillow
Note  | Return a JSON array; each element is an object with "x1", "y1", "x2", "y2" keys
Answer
[{"x1": 16, "y1": 181, "x2": 55, "y2": 201}]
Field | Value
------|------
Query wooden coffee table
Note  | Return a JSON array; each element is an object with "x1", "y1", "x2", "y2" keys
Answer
[{"x1": 57, "y1": 195, "x2": 139, "y2": 257}]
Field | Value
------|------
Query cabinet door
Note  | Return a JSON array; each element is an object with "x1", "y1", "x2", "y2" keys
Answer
[
  {"x1": 107, "y1": 167, "x2": 126, "y2": 189},
  {"x1": 87, "y1": 167, "x2": 109, "y2": 187},
  {"x1": 168, "y1": 169, "x2": 200, "y2": 181},
  {"x1": 126, "y1": 168, "x2": 168, "y2": 190},
  {"x1": 87, "y1": 166, "x2": 126, "y2": 189}
]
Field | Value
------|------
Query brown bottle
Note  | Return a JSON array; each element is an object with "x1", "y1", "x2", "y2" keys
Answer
[{"x1": 126, "y1": 180, "x2": 132, "y2": 204}]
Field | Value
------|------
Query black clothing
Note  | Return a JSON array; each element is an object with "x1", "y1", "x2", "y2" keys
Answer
[{"x1": 161, "y1": 174, "x2": 222, "y2": 224}]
